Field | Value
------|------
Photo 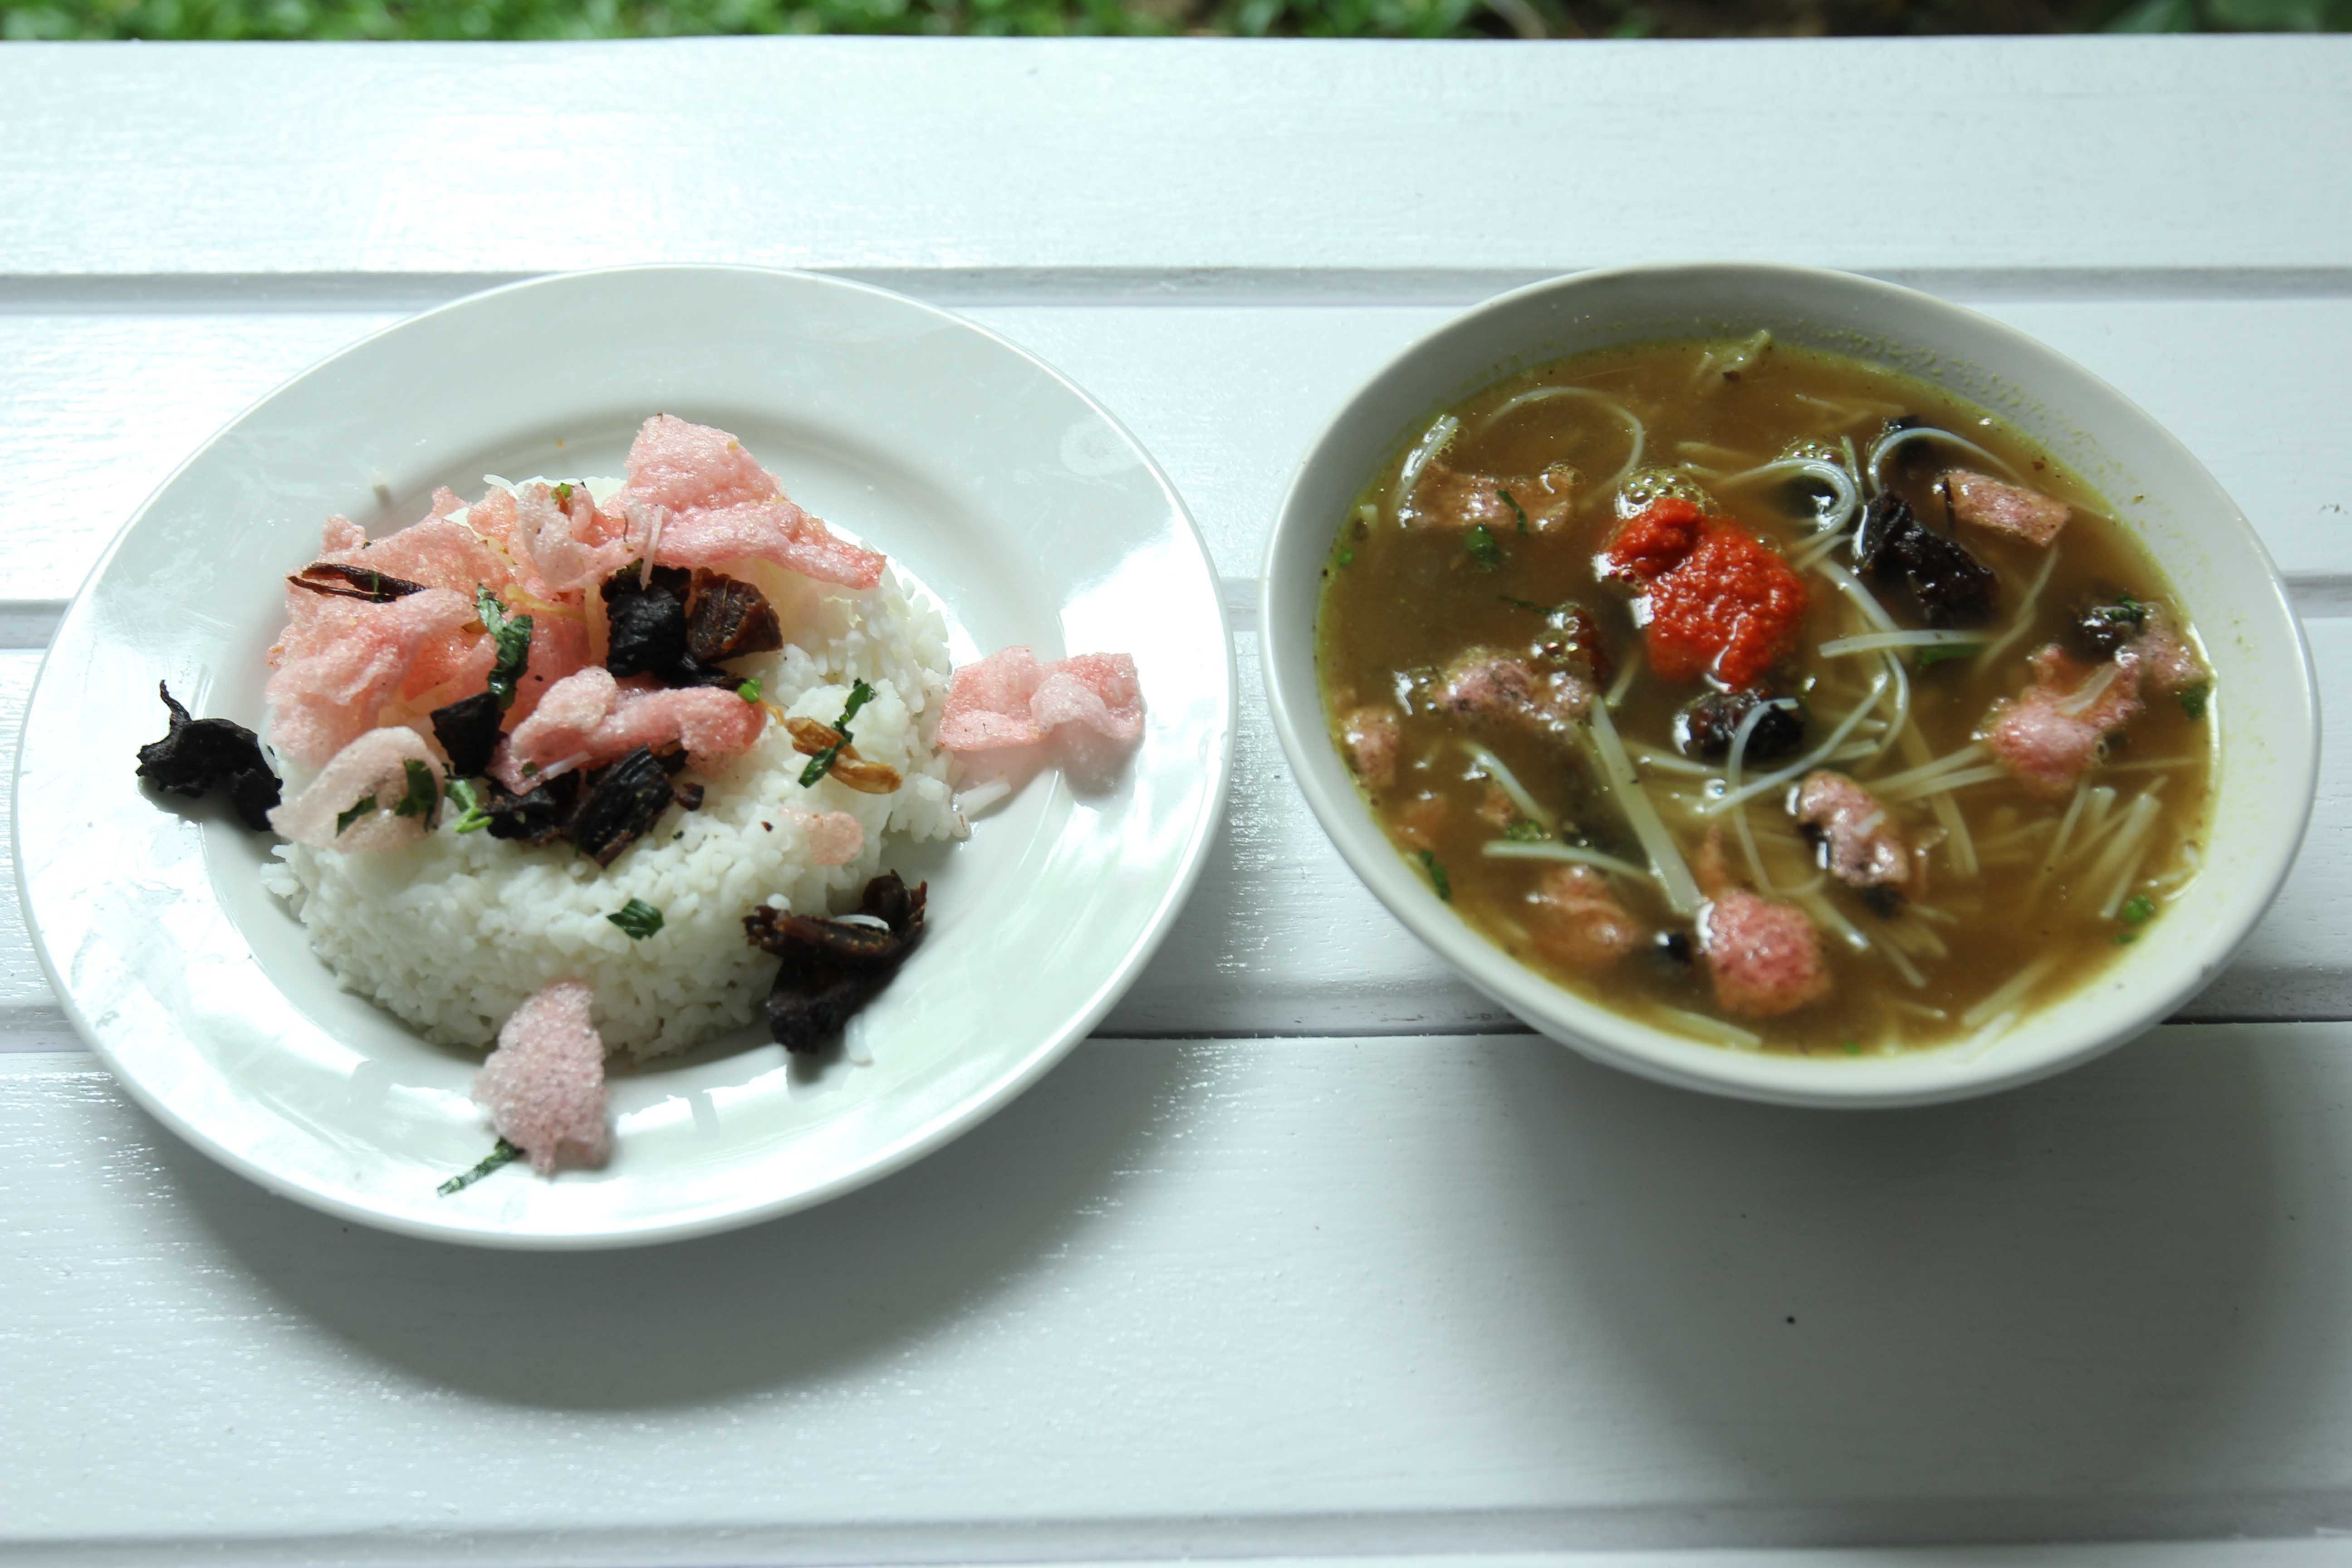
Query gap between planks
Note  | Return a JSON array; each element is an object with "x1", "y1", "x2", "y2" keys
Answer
[{"x1": 3, "y1": 265, "x2": 2352, "y2": 314}]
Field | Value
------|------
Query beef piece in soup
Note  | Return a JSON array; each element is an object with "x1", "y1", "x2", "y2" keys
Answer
[
  {"x1": 1317, "y1": 335, "x2": 2215, "y2": 1055},
  {"x1": 1855, "y1": 494, "x2": 1999, "y2": 629},
  {"x1": 1339, "y1": 704, "x2": 1404, "y2": 791},
  {"x1": 1525, "y1": 864, "x2": 1645, "y2": 973},
  {"x1": 2062, "y1": 590, "x2": 2150, "y2": 661},
  {"x1": 1435, "y1": 648, "x2": 1591, "y2": 732},
  {"x1": 2132, "y1": 605, "x2": 2207, "y2": 696},
  {"x1": 1405, "y1": 461, "x2": 1578, "y2": 535},
  {"x1": 1679, "y1": 688, "x2": 1803, "y2": 762},
  {"x1": 1983, "y1": 644, "x2": 2146, "y2": 799},
  {"x1": 1702, "y1": 886, "x2": 1833, "y2": 1019},
  {"x1": 1942, "y1": 470, "x2": 2072, "y2": 548},
  {"x1": 1794, "y1": 772, "x2": 1911, "y2": 894}
]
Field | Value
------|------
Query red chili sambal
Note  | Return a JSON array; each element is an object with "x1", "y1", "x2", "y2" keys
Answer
[{"x1": 1602, "y1": 499, "x2": 1808, "y2": 688}]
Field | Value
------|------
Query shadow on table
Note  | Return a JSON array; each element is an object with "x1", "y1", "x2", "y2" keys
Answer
[
  {"x1": 166, "y1": 1038, "x2": 1208, "y2": 1412},
  {"x1": 1466, "y1": 1028, "x2": 2338, "y2": 1542}
]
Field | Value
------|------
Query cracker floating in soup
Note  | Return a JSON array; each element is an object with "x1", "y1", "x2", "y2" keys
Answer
[{"x1": 1316, "y1": 336, "x2": 2215, "y2": 1054}]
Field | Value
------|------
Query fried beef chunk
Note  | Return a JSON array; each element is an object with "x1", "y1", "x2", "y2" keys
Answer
[
  {"x1": 429, "y1": 690, "x2": 506, "y2": 779},
  {"x1": 602, "y1": 566, "x2": 730, "y2": 688},
  {"x1": 2061, "y1": 591, "x2": 2150, "y2": 662},
  {"x1": 484, "y1": 770, "x2": 582, "y2": 848},
  {"x1": 567, "y1": 746, "x2": 681, "y2": 866},
  {"x1": 285, "y1": 562, "x2": 434, "y2": 603},
  {"x1": 479, "y1": 747, "x2": 699, "y2": 858},
  {"x1": 1678, "y1": 688, "x2": 1805, "y2": 762},
  {"x1": 602, "y1": 566, "x2": 781, "y2": 690},
  {"x1": 1854, "y1": 493, "x2": 1998, "y2": 629},
  {"x1": 685, "y1": 574, "x2": 784, "y2": 666},
  {"x1": 743, "y1": 872, "x2": 929, "y2": 1054},
  {"x1": 135, "y1": 681, "x2": 282, "y2": 831}
]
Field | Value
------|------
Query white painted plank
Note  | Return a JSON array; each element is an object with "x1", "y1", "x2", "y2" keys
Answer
[
  {"x1": 1, "y1": 295, "x2": 2348, "y2": 608},
  {"x1": 5, "y1": 608, "x2": 2344, "y2": 1040},
  {"x1": 8, "y1": 1024, "x2": 2352, "y2": 1557},
  {"x1": 2, "y1": 39, "x2": 2348, "y2": 280}
]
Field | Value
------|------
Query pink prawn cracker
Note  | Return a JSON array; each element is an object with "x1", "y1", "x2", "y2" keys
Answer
[
  {"x1": 473, "y1": 979, "x2": 610, "y2": 1174},
  {"x1": 936, "y1": 645, "x2": 1144, "y2": 753}
]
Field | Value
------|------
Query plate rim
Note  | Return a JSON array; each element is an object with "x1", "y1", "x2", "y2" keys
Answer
[{"x1": 15, "y1": 262, "x2": 1238, "y2": 1249}]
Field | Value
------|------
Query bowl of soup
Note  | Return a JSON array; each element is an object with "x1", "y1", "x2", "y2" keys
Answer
[{"x1": 1260, "y1": 263, "x2": 2317, "y2": 1107}]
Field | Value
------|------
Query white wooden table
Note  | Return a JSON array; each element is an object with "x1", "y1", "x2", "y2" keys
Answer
[{"x1": 5, "y1": 35, "x2": 2352, "y2": 1565}]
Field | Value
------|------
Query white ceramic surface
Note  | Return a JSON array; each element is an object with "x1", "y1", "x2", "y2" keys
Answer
[
  {"x1": 1261, "y1": 262, "x2": 2320, "y2": 1109},
  {"x1": 15, "y1": 265, "x2": 1233, "y2": 1247}
]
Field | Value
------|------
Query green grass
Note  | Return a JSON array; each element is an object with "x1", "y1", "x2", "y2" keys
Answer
[{"x1": 2, "y1": 0, "x2": 2341, "y2": 42}]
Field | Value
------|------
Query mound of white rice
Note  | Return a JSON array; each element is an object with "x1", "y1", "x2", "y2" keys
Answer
[{"x1": 260, "y1": 561, "x2": 958, "y2": 1058}]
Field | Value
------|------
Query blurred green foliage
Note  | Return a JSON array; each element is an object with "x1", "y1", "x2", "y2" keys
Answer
[{"x1": 2, "y1": 0, "x2": 2340, "y2": 41}]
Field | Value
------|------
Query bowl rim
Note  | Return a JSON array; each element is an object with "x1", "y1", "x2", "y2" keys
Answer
[{"x1": 1258, "y1": 260, "x2": 2319, "y2": 1109}]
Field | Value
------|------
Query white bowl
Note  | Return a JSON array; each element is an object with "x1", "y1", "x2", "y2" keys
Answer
[{"x1": 1260, "y1": 263, "x2": 2318, "y2": 1108}]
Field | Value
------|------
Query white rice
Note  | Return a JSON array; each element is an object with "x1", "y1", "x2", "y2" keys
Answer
[{"x1": 260, "y1": 557, "x2": 957, "y2": 1058}]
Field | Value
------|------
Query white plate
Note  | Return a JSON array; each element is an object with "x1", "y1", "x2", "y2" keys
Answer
[{"x1": 15, "y1": 265, "x2": 1233, "y2": 1248}]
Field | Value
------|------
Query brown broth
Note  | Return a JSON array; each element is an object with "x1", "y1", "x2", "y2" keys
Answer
[{"x1": 1315, "y1": 337, "x2": 2215, "y2": 1054}]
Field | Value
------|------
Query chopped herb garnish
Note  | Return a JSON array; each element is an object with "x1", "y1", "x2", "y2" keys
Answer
[
  {"x1": 2178, "y1": 681, "x2": 2211, "y2": 720},
  {"x1": 2119, "y1": 894, "x2": 2156, "y2": 926},
  {"x1": 1842, "y1": 1039, "x2": 1862, "y2": 1057},
  {"x1": 798, "y1": 679, "x2": 877, "y2": 788},
  {"x1": 446, "y1": 777, "x2": 491, "y2": 834},
  {"x1": 335, "y1": 793, "x2": 378, "y2": 835},
  {"x1": 391, "y1": 757, "x2": 439, "y2": 823},
  {"x1": 521, "y1": 760, "x2": 539, "y2": 778},
  {"x1": 1418, "y1": 849, "x2": 1451, "y2": 901},
  {"x1": 607, "y1": 897, "x2": 665, "y2": 940},
  {"x1": 735, "y1": 680, "x2": 763, "y2": 706},
  {"x1": 551, "y1": 481, "x2": 573, "y2": 504},
  {"x1": 475, "y1": 586, "x2": 535, "y2": 711},
  {"x1": 2114, "y1": 932, "x2": 2139, "y2": 945},
  {"x1": 1503, "y1": 818, "x2": 1549, "y2": 843},
  {"x1": 436, "y1": 1138, "x2": 522, "y2": 1196},
  {"x1": 1336, "y1": 547, "x2": 1356, "y2": 568},
  {"x1": 1498, "y1": 487, "x2": 1531, "y2": 535},
  {"x1": 1914, "y1": 643, "x2": 1983, "y2": 668},
  {"x1": 1499, "y1": 595, "x2": 1556, "y2": 614},
  {"x1": 1465, "y1": 524, "x2": 1503, "y2": 572}
]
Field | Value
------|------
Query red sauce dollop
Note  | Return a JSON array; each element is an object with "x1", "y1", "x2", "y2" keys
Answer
[{"x1": 1602, "y1": 499, "x2": 1808, "y2": 689}]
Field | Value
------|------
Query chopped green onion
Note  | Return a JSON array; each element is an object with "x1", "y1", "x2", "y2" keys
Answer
[
  {"x1": 2178, "y1": 681, "x2": 2211, "y2": 720},
  {"x1": 1465, "y1": 525, "x2": 1503, "y2": 571},
  {"x1": 1842, "y1": 1039, "x2": 1862, "y2": 1056},
  {"x1": 335, "y1": 794, "x2": 378, "y2": 835},
  {"x1": 798, "y1": 679, "x2": 877, "y2": 788},
  {"x1": 1498, "y1": 487, "x2": 1531, "y2": 535},
  {"x1": 607, "y1": 898, "x2": 664, "y2": 940},
  {"x1": 737, "y1": 678, "x2": 763, "y2": 704},
  {"x1": 437, "y1": 1138, "x2": 522, "y2": 1196},
  {"x1": 391, "y1": 758, "x2": 439, "y2": 822},
  {"x1": 2119, "y1": 894, "x2": 2156, "y2": 926},
  {"x1": 446, "y1": 777, "x2": 491, "y2": 834},
  {"x1": 551, "y1": 481, "x2": 573, "y2": 504},
  {"x1": 1913, "y1": 643, "x2": 1983, "y2": 668},
  {"x1": 1418, "y1": 849, "x2": 1452, "y2": 901},
  {"x1": 2114, "y1": 932, "x2": 2139, "y2": 945},
  {"x1": 475, "y1": 586, "x2": 535, "y2": 711},
  {"x1": 1503, "y1": 818, "x2": 1549, "y2": 843},
  {"x1": 1336, "y1": 547, "x2": 1356, "y2": 568}
]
